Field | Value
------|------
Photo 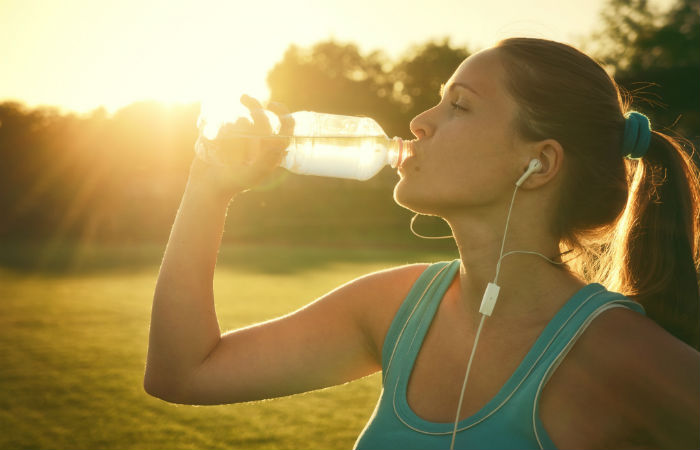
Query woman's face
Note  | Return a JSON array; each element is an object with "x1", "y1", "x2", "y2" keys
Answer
[{"x1": 394, "y1": 48, "x2": 528, "y2": 215}]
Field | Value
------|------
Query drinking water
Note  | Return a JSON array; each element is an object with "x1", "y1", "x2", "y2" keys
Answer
[{"x1": 195, "y1": 110, "x2": 413, "y2": 181}]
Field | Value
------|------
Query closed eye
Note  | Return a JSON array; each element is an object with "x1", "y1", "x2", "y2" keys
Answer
[{"x1": 451, "y1": 102, "x2": 468, "y2": 112}]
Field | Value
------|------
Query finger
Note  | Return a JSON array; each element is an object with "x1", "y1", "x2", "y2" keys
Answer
[
  {"x1": 218, "y1": 117, "x2": 253, "y2": 138},
  {"x1": 260, "y1": 137, "x2": 287, "y2": 165},
  {"x1": 248, "y1": 144, "x2": 284, "y2": 182},
  {"x1": 267, "y1": 101, "x2": 294, "y2": 136},
  {"x1": 240, "y1": 95, "x2": 271, "y2": 135},
  {"x1": 245, "y1": 136, "x2": 262, "y2": 166},
  {"x1": 240, "y1": 94, "x2": 264, "y2": 110},
  {"x1": 215, "y1": 117, "x2": 255, "y2": 165}
]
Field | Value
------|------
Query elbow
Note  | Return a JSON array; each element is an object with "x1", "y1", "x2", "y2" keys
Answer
[
  {"x1": 143, "y1": 370, "x2": 190, "y2": 404},
  {"x1": 143, "y1": 370, "x2": 169, "y2": 401}
]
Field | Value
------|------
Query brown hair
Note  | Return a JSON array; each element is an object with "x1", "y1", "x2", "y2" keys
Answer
[{"x1": 495, "y1": 37, "x2": 700, "y2": 349}]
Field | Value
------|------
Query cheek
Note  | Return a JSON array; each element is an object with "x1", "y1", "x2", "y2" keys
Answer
[
  {"x1": 394, "y1": 152, "x2": 514, "y2": 212},
  {"x1": 393, "y1": 122, "x2": 517, "y2": 211}
]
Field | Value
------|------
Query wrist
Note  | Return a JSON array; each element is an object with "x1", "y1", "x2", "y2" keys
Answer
[
  {"x1": 186, "y1": 158, "x2": 246, "y2": 204},
  {"x1": 184, "y1": 177, "x2": 242, "y2": 206},
  {"x1": 184, "y1": 163, "x2": 242, "y2": 206}
]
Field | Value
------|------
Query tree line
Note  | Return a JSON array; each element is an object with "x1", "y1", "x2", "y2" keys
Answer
[{"x1": 1, "y1": 0, "x2": 697, "y2": 246}]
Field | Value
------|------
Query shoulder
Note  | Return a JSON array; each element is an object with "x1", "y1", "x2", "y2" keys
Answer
[
  {"x1": 340, "y1": 262, "x2": 433, "y2": 365},
  {"x1": 334, "y1": 262, "x2": 431, "y2": 306},
  {"x1": 571, "y1": 306, "x2": 700, "y2": 448},
  {"x1": 580, "y1": 306, "x2": 699, "y2": 385}
]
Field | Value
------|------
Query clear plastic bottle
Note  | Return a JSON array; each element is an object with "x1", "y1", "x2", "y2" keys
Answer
[{"x1": 195, "y1": 111, "x2": 413, "y2": 181}]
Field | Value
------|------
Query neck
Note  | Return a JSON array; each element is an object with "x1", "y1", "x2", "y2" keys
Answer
[{"x1": 443, "y1": 206, "x2": 583, "y2": 329}]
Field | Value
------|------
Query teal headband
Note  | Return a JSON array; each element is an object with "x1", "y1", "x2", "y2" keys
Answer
[{"x1": 621, "y1": 111, "x2": 652, "y2": 159}]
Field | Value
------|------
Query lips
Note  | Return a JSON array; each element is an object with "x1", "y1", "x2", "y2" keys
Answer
[{"x1": 398, "y1": 140, "x2": 419, "y2": 173}]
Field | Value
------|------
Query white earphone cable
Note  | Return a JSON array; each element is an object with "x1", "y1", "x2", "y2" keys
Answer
[
  {"x1": 410, "y1": 213, "x2": 454, "y2": 240},
  {"x1": 494, "y1": 185, "x2": 520, "y2": 285},
  {"x1": 447, "y1": 186, "x2": 522, "y2": 450},
  {"x1": 448, "y1": 178, "x2": 566, "y2": 449},
  {"x1": 449, "y1": 313, "x2": 486, "y2": 450}
]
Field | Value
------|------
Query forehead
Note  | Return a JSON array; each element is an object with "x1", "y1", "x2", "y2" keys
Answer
[{"x1": 446, "y1": 48, "x2": 508, "y2": 101}]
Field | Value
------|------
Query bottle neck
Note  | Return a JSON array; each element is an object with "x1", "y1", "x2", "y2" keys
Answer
[{"x1": 388, "y1": 137, "x2": 414, "y2": 168}]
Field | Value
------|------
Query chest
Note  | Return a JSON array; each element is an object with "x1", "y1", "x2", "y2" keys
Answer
[
  {"x1": 399, "y1": 299, "x2": 637, "y2": 448},
  {"x1": 404, "y1": 306, "x2": 539, "y2": 423}
]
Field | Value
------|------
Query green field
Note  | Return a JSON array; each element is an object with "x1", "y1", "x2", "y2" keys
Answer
[{"x1": 0, "y1": 243, "x2": 456, "y2": 449}]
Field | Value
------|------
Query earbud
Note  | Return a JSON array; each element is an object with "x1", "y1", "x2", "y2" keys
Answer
[{"x1": 515, "y1": 159, "x2": 543, "y2": 187}]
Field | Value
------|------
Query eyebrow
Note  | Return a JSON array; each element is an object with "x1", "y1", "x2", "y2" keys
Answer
[{"x1": 440, "y1": 82, "x2": 480, "y2": 98}]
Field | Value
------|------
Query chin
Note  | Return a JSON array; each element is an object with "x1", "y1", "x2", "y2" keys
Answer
[{"x1": 393, "y1": 179, "x2": 442, "y2": 216}]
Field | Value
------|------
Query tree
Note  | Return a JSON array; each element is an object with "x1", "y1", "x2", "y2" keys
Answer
[
  {"x1": 267, "y1": 38, "x2": 471, "y2": 138},
  {"x1": 266, "y1": 41, "x2": 394, "y2": 121},
  {"x1": 0, "y1": 101, "x2": 198, "y2": 243},
  {"x1": 590, "y1": 0, "x2": 700, "y2": 138},
  {"x1": 389, "y1": 39, "x2": 471, "y2": 136}
]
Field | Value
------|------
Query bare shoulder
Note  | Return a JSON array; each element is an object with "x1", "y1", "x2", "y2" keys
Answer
[
  {"x1": 542, "y1": 305, "x2": 700, "y2": 449},
  {"x1": 344, "y1": 263, "x2": 432, "y2": 364},
  {"x1": 585, "y1": 308, "x2": 699, "y2": 447},
  {"x1": 578, "y1": 306, "x2": 699, "y2": 366},
  {"x1": 582, "y1": 307, "x2": 699, "y2": 401}
]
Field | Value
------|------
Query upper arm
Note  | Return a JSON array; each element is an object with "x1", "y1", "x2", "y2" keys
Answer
[
  {"x1": 617, "y1": 312, "x2": 700, "y2": 449},
  {"x1": 172, "y1": 263, "x2": 427, "y2": 405},
  {"x1": 541, "y1": 307, "x2": 700, "y2": 449},
  {"x1": 580, "y1": 308, "x2": 700, "y2": 448}
]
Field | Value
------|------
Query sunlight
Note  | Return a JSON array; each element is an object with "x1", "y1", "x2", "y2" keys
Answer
[
  {"x1": 0, "y1": 0, "x2": 681, "y2": 114},
  {"x1": 0, "y1": 0, "x2": 282, "y2": 114},
  {"x1": 86, "y1": 15, "x2": 274, "y2": 117}
]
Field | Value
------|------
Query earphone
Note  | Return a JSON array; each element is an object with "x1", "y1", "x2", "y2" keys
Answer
[
  {"x1": 450, "y1": 157, "x2": 562, "y2": 450},
  {"x1": 515, "y1": 158, "x2": 543, "y2": 187}
]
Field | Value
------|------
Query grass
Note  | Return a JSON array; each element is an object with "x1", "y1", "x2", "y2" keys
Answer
[{"x1": 0, "y1": 243, "x2": 457, "y2": 449}]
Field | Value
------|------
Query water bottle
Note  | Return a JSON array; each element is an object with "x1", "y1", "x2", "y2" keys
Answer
[{"x1": 195, "y1": 111, "x2": 414, "y2": 181}]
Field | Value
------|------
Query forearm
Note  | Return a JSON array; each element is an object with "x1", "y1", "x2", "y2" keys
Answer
[{"x1": 145, "y1": 177, "x2": 237, "y2": 396}]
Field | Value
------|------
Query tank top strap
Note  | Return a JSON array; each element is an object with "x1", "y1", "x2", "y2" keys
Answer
[
  {"x1": 508, "y1": 283, "x2": 646, "y2": 449},
  {"x1": 381, "y1": 259, "x2": 461, "y2": 384},
  {"x1": 528, "y1": 283, "x2": 645, "y2": 382},
  {"x1": 523, "y1": 283, "x2": 645, "y2": 372}
]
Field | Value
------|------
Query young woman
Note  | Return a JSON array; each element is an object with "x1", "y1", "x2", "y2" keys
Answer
[{"x1": 144, "y1": 38, "x2": 700, "y2": 449}]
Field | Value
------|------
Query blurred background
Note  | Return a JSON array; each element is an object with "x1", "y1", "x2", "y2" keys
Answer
[{"x1": 0, "y1": 0, "x2": 698, "y2": 448}]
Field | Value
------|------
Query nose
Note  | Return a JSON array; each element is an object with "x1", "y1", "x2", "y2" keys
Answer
[{"x1": 409, "y1": 107, "x2": 436, "y2": 139}]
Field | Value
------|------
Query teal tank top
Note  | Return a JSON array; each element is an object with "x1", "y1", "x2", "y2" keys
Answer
[{"x1": 353, "y1": 260, "x2": 645, "y2": 450}]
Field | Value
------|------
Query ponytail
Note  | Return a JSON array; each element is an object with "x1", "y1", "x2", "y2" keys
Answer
[{"x1": 607, "y1": 132, "x2": 700, "y2": 349}]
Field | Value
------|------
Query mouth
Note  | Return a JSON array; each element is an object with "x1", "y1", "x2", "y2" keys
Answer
[{"x1": 398, "y1": 140, "x2": 418, "y2": 172}]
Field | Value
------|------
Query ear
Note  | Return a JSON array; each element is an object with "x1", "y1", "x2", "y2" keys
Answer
[{"x1": 520, "y1": 139, "x2": 564, "y2": 189}]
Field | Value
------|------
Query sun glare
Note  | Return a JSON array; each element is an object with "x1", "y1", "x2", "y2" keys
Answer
[
  {"x1": 1, "y1": 0, "x2": 680, "y2": 115},
  {"x1": 0, "y1": 0, "x2": 282, "y2": 115}
]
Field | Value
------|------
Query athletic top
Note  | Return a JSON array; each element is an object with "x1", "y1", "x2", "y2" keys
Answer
[{"x1": 353, "y1": 259, "x2": 645, "y2": 450}]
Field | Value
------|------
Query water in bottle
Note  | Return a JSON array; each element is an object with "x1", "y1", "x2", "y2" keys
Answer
[{"x1": 195, "y1": 110, "x2": 413, "y2": 181}]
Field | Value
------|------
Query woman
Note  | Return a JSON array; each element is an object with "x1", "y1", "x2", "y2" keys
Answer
[{"x1": 144, "y1": 38, "x2": 700, "y2": 449}]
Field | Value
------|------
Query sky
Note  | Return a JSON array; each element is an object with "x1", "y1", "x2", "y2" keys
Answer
[{"x1": 0, "y1": 0, "x2": 675, "y2": 116}]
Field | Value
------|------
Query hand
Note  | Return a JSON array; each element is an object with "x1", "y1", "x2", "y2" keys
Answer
[{"x1": 188, "y1": 95, "x2": 293, "y2": 200}]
